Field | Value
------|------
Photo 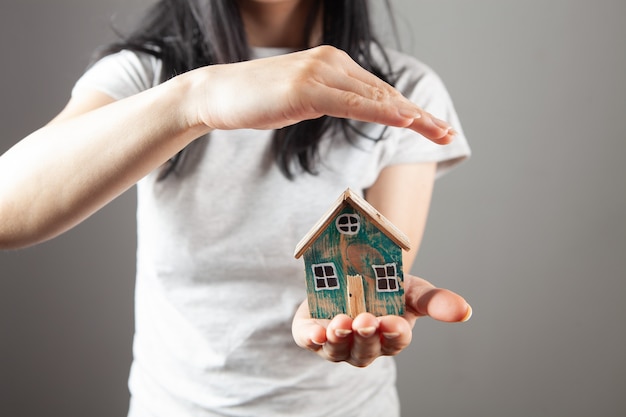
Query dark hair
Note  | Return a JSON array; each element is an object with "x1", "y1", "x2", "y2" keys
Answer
[{"x1": 99, "y1": 0, "x2": 397, "y2": 179}]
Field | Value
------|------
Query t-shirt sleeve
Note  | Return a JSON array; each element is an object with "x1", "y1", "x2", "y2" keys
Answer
[
  {"x1": 383, "y1": 54, "x2": 471, "y2": 178},
  {"x1": 72, "y1": 50, "x2": 163, "y2": 100}
]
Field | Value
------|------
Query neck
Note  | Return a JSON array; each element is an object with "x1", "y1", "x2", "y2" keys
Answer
[{"x1": 236, "y1": 0, "x2": 322, "y2": 48}]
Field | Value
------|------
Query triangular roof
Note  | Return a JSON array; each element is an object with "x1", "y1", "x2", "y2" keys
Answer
[{"x1": 294, "y1": 188, "x2": 411, "y2": 259}]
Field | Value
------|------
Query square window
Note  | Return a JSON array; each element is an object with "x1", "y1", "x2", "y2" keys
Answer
[
  {"x1": 312, "y1": 262, "x2": 340, "y2": 291},
  {"x1": 372, "y1": 263, "x2": 400, "y2": 293}
]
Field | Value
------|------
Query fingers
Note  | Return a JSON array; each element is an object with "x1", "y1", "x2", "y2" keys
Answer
[
  {"x1": 301, "y1": 83, "x2": 410, "y2": 129},
  {"x1": 292, "y1": 300, "x2": 328, "y2": 351},
  {"x1": 324, "y1": 314, "x2": 354, "y2": 361},
  {"x1": 195, "y1": 45, "x2": 457, "y2": 142},
  {"x1": 405, "y1": 275, "x2": 473, "y2": 323},
  {"x1": 327, "y1": 314, "x2": 412, "y2": 367},
  {"x1": 406, "y1": 112, "x2": 457, "y2": 145},
  {"x1": 294, "y1": 308, "x2": 414, "y2": 368},
  {"x1": 346, "y1": 314, "x2": 381, "y2": 367},
  {"x1": 299, "y1": 46, "x2": 456, "y2": 144},
  {"x1": 378, "y1": 315, "x2": 413, "y2": 356},
  {"x1": 293, "y1": 275, "x2": 472, "y2": 368},
  {"x1": 415, "y1": 288, "x2": 473, "y2": 322}
]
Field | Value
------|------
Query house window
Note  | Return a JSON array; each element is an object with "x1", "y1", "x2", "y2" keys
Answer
[
  {"x1": 372, "y1": 263, "x2": 400, "y2": 292},
  {"x1": 312, "y1": 262, "x2": 340, "y2": 291},
  {"x1": 336, "y1": 213, "x2": 360, "y2": 235}
]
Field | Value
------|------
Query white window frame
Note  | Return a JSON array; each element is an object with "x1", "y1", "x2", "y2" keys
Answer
[
  {"x1": 372, "y1": 263, "x2": 400, "y2": 293},
  {"x1": 312, "y1": 262, "x2": 340, "y2": 291},
  {"x1": 335, "y1": 213, "x2": 361, "y2": 235}
]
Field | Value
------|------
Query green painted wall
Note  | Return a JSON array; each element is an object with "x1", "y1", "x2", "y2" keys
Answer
[{"x1": 303, "y1": 205, "x2": 405, "y2": 319}]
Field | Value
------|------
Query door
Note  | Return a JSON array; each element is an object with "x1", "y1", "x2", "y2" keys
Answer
[{"x1": 347, "y1": 274, "x2": 366, "y2": 318}]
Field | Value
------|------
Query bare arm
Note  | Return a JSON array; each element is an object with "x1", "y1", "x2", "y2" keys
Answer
[
  {"x1": 0, "y1": 46, "x2": 455, "y2": 249},
  {"x1": 0, "y1": 77, "x2": 208, "y2": 249},
  {"x1": 364, "y1": 162, "x2": 437, "y2": 270}
]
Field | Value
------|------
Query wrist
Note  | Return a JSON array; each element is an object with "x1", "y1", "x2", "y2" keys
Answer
[{"x1": 168, "y1": 67, "x2": 214, "y2": 135}]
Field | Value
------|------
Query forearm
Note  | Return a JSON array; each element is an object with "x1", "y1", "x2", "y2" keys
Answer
[
  {"x1": 364, "y1": 162, "x2": 437, "y2": 270},
  {"x1": 0, "y1": 46, "x2": 455, "y2": 250},
  {"x1": 0, "y1": 75, "x2": 209, "y2": 249}
]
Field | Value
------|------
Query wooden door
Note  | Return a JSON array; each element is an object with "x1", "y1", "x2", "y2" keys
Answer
[{"x1": 347, "y1": 274, "x2": 366, "y2": 318}]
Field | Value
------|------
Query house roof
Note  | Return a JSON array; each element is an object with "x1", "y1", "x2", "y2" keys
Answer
[{"x1": 293, "y1": 188, "x2": 411, "y2": 259}]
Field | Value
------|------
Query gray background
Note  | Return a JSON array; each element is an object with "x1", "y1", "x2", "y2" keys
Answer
[{"x1": 1, "y1": 0, "x2": 624, "y2": 416}]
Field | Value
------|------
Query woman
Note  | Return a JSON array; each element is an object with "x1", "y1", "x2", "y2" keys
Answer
[{"x1": 0, "y1": 0, "x2": 471, "y2": 415}]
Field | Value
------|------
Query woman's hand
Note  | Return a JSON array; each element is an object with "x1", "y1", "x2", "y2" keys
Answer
[
  {"x1": 186, "y1": 45, "x2": 455, "y2": 144},
  {"x1": 292, "y1": 274, "x2": 472, "y2": 367},
  {"x1": 0, "y1": 45, "x2": 455, "y2": 250}
]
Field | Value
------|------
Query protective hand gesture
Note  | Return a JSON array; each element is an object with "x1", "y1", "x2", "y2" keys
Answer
[
  {"x1": 292, "y1": 274, "x2": 472, "y2": 367},
  {"x1": 188, "y1": 45, "x2": 455, "y2": 144}
]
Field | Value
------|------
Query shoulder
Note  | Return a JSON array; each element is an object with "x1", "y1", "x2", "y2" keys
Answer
[
  {"x1": 72, "y1": 50, "x2": 163, "y2": 100},
  {"x1": 367, "y1": 46, "x2": 472, "y2": 174}
]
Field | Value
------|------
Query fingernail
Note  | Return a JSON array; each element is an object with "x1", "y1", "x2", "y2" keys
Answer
[
  {"x1": 311, "y1": 339, "x2": 325, "y2": 346},
  {"x1": 431, "y1": 115, "x2": 452, "y2": 130},
  {"x1": 357, "y1": 327, "x2": 377, "y2": 338},
  {"x1": 461, "y1": 305, "x2": 473, "y2": 322},
  {"x1": 335, "y1": 329, "x2": 353, "y2": 338},
  {"x1": 382, "y1": 332, "x2": 400, "y2": 339}
]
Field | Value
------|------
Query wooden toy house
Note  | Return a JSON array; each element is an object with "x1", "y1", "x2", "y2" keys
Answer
[{"x1": 294, "y1": 188, "x2": 411, "y2": 319}]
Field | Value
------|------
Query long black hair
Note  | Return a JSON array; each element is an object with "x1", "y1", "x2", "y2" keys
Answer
[{"x1": 98, "y1": 0, "x2": 397, "y2": 179}]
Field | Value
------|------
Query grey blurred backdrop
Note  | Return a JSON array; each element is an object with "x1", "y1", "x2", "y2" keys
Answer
[{"x1": 1, "y1": 0, "x2": 625, "y2": 416}]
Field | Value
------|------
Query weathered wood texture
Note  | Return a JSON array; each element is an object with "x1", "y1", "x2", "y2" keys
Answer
[
  {"x1": 294, "y1": 189, "x2": 410, "y2": 259},
  {"x1": 303, "y1": 204, "x2": 405, "y2": 319},
  {"x1": 347, "y1": 275, "x2": 366, "y2": 318}
]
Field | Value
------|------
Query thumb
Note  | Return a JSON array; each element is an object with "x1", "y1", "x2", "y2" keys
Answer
[{"x1": 405, "y1": 276, "x2": 472, "y2": 323}]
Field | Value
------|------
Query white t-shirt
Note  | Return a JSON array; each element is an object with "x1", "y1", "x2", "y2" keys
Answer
[{"x1": 73, "y1": 47, "x2": 471, "y2": 417}]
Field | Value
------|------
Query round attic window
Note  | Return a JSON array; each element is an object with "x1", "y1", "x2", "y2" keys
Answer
[{"x1": 336, "y1": 213, "x2": 360, "y2": 235}]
